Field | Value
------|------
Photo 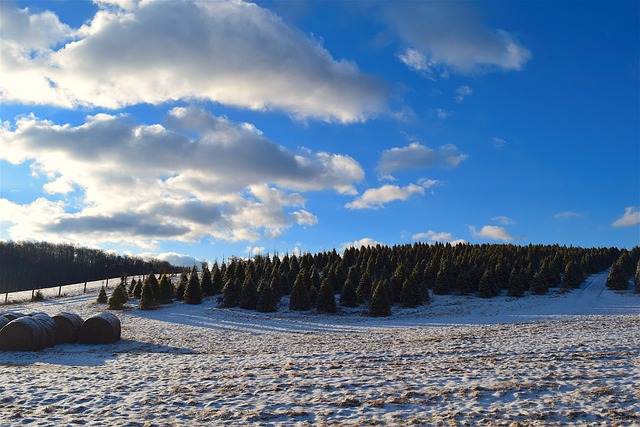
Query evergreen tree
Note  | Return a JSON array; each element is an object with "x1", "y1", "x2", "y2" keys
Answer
[
  {"x1": 289, "y1": 270, "x2": 311, "y2": 311},
  {"x1": 175, "y1": 270, "x2": 188, "y2": 301},
  {"x1": 256, "y1": 283, "x2": 278, "y2": 313},
  {"x1": 433, "y1": 262, "x2": 451, "y2": 295},
  {"x1": 369, "y1": 279, "x2": 391, "y2": 317},
  {"x1": 340, "y1": 269, "x2": 359, "y2": 307},
  {"x1": 200, "y1": 265, "x2": 215, "y2": 296},
  {"x1": 478, "y1": 269, "x2": 500, "y2": 298},
  {"x1": 356, "y1": 269, "x2": 373, "y2": 303},
  {"x1": 634, "y1": 258, "x2": 640, "y2": 294},
  {"x1": 133, "y1": 279, "x2": 143, "y2": 299},
  {"x1": 222, "y1": 278, "x2": 240, "y2": 308},
  {"x1": 316, "y1": 277, "x2": 338, "y2": 313},
  {"x1": 97, "y1": 285, "x2": 108, "y2": 304},
  {"x1": 147, "y1": 273, "x2": 160, "y2": 302},
  {"x1": 158, "y1": 273, "x2": 175, "y2": 304},
  {"x1": 128, "y1": 278, "x2": 137, "y2": 296},
  {"x1": 506, "y1": 267, "x2": 524, "y2": 297},
  {"x1": 530, "y1": 270, "x2": 548, "y2": 295},
  {"x1": 399, "y1": 276, "x2": 422, "y2": 308},
  {"x1": 184, "y1": 266, "x2": 203, "y2": 304},
  {"x1": 606, "y1": 262, "x2": 628, "y2": 290},
  {"x1": 108, "y1": 283, "x2": 128, "y2": 310},
  {"x1": 240, "y1": 275, "x2": 258, "y2": 310},
  {"x1": 563, "y1": 260, "x2": 583, "y2": 289},
  {"x1": 211, "y1": 263, "x2": 224, "y2": 295},
  {"x1": 140, "y1": 281, "x2": 156, "y2": 310}
]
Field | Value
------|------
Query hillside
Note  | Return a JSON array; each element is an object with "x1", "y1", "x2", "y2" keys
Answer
[{"x1": 0, "y1": 271, "x2": 638, "y2": 426}]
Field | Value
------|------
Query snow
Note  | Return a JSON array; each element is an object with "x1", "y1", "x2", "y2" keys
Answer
[{"x1": 0, "y1": 271, "x2": 638, "y2": 426}]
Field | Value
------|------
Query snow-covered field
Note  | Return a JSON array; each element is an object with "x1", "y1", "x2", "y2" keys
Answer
[{"x1": 1, "y1": 271, "x2": 638, "y2": 426}]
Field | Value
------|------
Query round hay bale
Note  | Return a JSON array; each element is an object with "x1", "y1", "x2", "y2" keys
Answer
[
  {"x1": 0, "y1": 316, "x2": 9, "y2": 330},
  {"x1": 1, "y1": 312, "x2": 26, "y2": 321},
  {"x1": 29, "y1": 313, "x2": 57, "y2": 349},
  {"x1": 53, "y1": 312, "x2": 84, "y2": 344},
  {"x1": 79, "y1": 313, "x2": 121, "y2": 344},
  {"x1": 0, "y1": 317, "x2": 48, "y2": 351}
]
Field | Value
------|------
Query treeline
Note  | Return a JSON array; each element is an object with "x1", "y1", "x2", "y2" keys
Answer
[
  {"x1": 111, "y1": 243, "x2": 638, "y2": 317},
  {"x1": 0, "y1": 241, "x2": 178, "y2": 293}
]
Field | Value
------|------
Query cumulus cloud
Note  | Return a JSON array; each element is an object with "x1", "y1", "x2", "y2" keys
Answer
[
  {"x1": 382, "y1": 2, "x2": 531, "y2": 74},
  {"x1": 0, "y1": 1, "x2": 386, "y2": 122},
  {"x1": 378, "y1": 142, "x2": 468, "y2": 176},
  {"x1": 412, "y1": 230, "x2": 466, "y2": 245},
  {"x1": 345, "y1": 182, "x2": 433, "y2": 210},
  {"x1": 469, "y1": 225, "x2": 513, "y2": 242},
  {"x1": 612, "y1": 207, "x2": 640, "y2": 227},
  {"x1": 141, "y1": 251, "x2": 200, "y2": 267},
  {"x1": 0, "y1": 107, "x2": 364, "y2": 246},
  {"x1": 340, "y1": 237, "x2": 383, "y2": 251}
]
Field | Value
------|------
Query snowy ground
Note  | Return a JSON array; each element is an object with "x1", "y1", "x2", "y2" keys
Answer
[{"x1": 0, "y1": 271, "x2": 638, "y2": 426}]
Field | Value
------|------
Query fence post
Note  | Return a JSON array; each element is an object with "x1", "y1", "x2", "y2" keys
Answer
[
  {"x1": 4, "y1": 293, "x2": 7, "y2": 304},
  {"x1": 106, "y1": 278, "x2": 109, "y2": 289},
  {"x1": 83, "y1": 282, "x2": 87, "y2": 293},
  {"x1": 58, "y1": 285, "x2": 62, "y2": 297},
  {"x1": 32, "y1": 289, "x2": 35, "y2": 300}
]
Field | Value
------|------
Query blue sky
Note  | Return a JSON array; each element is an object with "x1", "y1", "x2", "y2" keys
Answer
[{"x1": 1, "y1": 0, "x2": 638, "y2": 266}]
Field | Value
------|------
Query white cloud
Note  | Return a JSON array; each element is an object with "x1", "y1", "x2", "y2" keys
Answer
[
  {"x1": 412, "y1": 230, "x2": 466, "y2": 245},
  {"x1": 612, "y1": 207, "x2": 640, "y2": 227},
  {"x1": 378, "y1": 142, "x2": 468, "y2": 176},
  {"x1": 0, "y1": 3, "x2": 74, "y2": 50},
  {"x1": 345, "y1": 183, "x2": 425, "y2": 210},
  {"x1": 470, "y1": 225, "x2": 513, "y2": 242},
  {"x1": 554, "y1": 211, "x2": 584, "y2": 220},
  {"x1": 340, "y1": 237, "x2": 383, "y2": 251},
  {"x1": 0, "y1": 1, "x2": 386, "y2": 123},
  {"x1": 492, "y1": 137, "x2": 507, "y2": 149},
  {"x1": 492, "y1": 216, "x2": 516, "y2": 225},
  {"x1": 383, "y1": 2, "x2": 531, "y2": 74},
  {"x1": 140, "y1": 251, "x2": 200, "y2": 267},
  {"x1": 0, "y1": 108, "x2": 363, "y2": 247},
  {"x1": 454, "y1": 85, "x2": 473, "y2": 103}
]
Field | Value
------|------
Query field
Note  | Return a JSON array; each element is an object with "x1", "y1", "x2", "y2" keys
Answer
[{"x1": 0, "y1": 271, "x2": 638, "y2": 426}]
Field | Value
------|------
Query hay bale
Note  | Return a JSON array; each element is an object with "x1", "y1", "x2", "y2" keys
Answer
[
  {"x1": 28, "y1": 313, "x2": 57, "y2": 349},
  {"x1": 1, "y1": 312, "x2": 25, "y2": 321},
  {"x1": 53, "y1": 312, "x2": 84, "y2": 343},
  {"x1": 79, "y1": 313, "x2": 121, "y2": 344},
  {"x1": 0, "y1": 316, "x2": 52, "y2": 351}
]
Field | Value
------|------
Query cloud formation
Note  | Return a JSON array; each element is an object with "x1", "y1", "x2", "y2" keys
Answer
[
  {"x1": 378, "y1": 143, "x2": 468, "y2": 177},
  {"x1": 612, "y1": 207, "x2": 640, "y2": 227},
  {"x1": 470, "y1": 225, "x2": 513, "y2": 242},
  {"x1": 1, "y1": 1, "x2": 386, "y2": 122},
  {"x1": 340, "y1": 237, "x2": 383, "y2": 251},
  {"x1": 412, "y1": 230, "x2": 466, "y2": 245},
  {"x1": 0, "y1": 107, "x2": 364, "y2": 246},
  {"x1": 382, "y1": 2, "x2": 531, "y2": 74},
  {"x1": 554, "y1": 211, "x2": 584, "y2": 220},
  {"x1": 345, "y1": 181, "x2": 437, "y2": 210}
]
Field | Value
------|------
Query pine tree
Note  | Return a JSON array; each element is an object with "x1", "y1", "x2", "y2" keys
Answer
[
  {"x1": 478, "y1": 270, "x2": 500, "y2": 298},
  {"x1": 634, "y1": 258, "x2": 640, "y2": 294},
  {"x1": 108, "y1": 283, "x2": 128, "y2": 310},
  {"x1": 289, "y1": 269, "x2": 311, "y2": 311},
  {"x1": 175, "y1": 270, "x2": 188, "y2": 301},
  {"x1": 530, "y1": 270, "x2": 548, "y2": 295},
  {"x1": 140, "y1": 282, "x2": 156, "y2": 310},
  {"x1": 356, "y1": 269, "x2": 373, "y2": 303},
  {"x1": 340, "y1": 269, "x2": 359, "y2": 307},
  {"x1": 128, "y1": 278, "x2": 137, "y2": 297},
  {"x1": 369, "y1": 279, "x2": 391, "y2": 317},
  {"x1": 211, "y1": 263, "x2": 223, "y2": 295},
  {"x1": 147, "y1": 273, "x2": 160, "y2": 303},
  {"x1": 433, "y1": 262, "x2": 451, "y2": 295},
  {"x1": 184, "y1": 266, "x2": 203, "y2": 304},
  {"x1": 222, "y1": 278, "x2": 240, "y2": 308},
  {"x1": 316, "y1": 277, "x2": 337, "y2": 313},
  {"x1": 506, "y1": 267, "x2": 524, "y2": 297},
  {"x1": 256, "y1": 283, "x2": 278, "y2": 313},
  {"x1": 606, "y1": 262, "x2": 628, "y2": 290},
  {"x1": 399, "y1": 276, "x2": 422, "y2": 308},
  {"x1": 240, "y1": 275, "x2": 258, "y2": 310},
  {"x1": 200, "y1": 265, "x2": 215, "y2": 296},
  {"x1": 158, "y1": 274, "x2": 175, "y2": 304},
  {"x1": 563, "y1": 260, "x2": 583, "y2": 289},
  {"x1": 97, "y1": 286, "x2": 108, "y2": 304},
  {"x1": 133, "y1": 279, "x2": 143, "y2": 299}
]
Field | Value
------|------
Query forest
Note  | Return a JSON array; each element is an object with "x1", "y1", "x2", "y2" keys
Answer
[
  {"x1": 109, "y1": 242, "x2": 640, "y2": 316},
  {"x1": 0, "y1": 241, "x2": 178, "y2": 293}
]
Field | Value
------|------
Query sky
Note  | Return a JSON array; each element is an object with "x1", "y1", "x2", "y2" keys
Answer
[{"x1": 1, "y1": 0, "x2": 639, "y2": 266}]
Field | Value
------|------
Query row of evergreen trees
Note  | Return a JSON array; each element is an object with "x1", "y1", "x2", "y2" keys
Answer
[
  {"x1": 0, "y1": 241, "x2": 178, "y2": 293},
  {"x1": 606, "y1": 249, "x2": 640, "y2": 292},
  {"x1": 100, "y1": 243, "x2": 637, "y2": 317}
]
